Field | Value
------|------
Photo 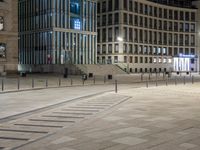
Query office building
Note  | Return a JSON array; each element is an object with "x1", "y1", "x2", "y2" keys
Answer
[
  {"x1": 97, "y1": 0, "x2": 198, "y2": 73},
  {"x1": 19, "y1": 0, "x2": 97, "y2": 72}
]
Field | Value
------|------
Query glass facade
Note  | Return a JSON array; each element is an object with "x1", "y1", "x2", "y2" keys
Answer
[{"x1": 19, "y1": 0, "x2": 97, "y2": 65}]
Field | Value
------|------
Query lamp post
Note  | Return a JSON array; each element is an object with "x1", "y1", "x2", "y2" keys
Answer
[{"x1": 117, "y1": 37, "x2": 129, "y2": 73}]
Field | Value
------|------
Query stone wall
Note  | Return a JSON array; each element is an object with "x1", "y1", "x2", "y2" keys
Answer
[{"x1": 0, "y1": 0, "x2": 18, "y2": 74}]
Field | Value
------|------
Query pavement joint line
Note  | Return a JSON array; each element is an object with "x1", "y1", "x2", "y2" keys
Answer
[
  {"x1": 0, "y1": 128, "x2": 48, "y2": 134},
  {"x1": 14, "y1": 124, "x2": 63, "y2": 128},
  {"x1": 61, "y1": 109, "x2": 100, "y2": 112},
  {"x1": 29, "y1": 119, "x2": 75, "y2": 123},
  {"x1": 41, "y1": 115, "x2": 85, "y2": 119},
  {"x1": 69, "y1": 106, "x2": 105, "y2": 109},
  {"x1": 52, "y1": 112, "x2": 93, "y2": 115},
  {"x1": 0, "y1": 90, "x2": 114, "y2": 123},
  {"x1": 0, "y1": 137, "x2": 29, "y2": 141}
]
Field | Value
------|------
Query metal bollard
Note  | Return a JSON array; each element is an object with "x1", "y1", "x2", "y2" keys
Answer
[
  {"x1": 82, "y1": 79, "x2": 85, "y2": 86},
  {"x1": 156, "y1": 78, "x2": 158, "y2": 86},
  {"x1": 17, "y1": 78, "x2": 20, "y2": 90},
  {"x1": 175, "y1": 77, "x2": 177, "y2": 85},
  {"x1": 1, "y1": 79, "x2": 4, "y2": 91},
  {"x1": 192, "y1": 76, "x2": 194, "y2": 84},
  {"x1": 166, "y1": 78, "x2": 168, "y2": 86},
  {"x1": 32, "y1": 78, "x2": 34, "y2": 88},
  {"x1": 149, "y1": 74, "x2": 151, "y2": 80},
  {"x1": 115, "y1": 80, "x2": 118, "y2": 93},
  {"x1": 183, "y1": 76, "x2": 186, "y2": 85},
  {"x1": 46, "y1": 79, "x2": 48, "y2": 88},
  {"x1": 71, "y1": 78, "x2": 73, "y2": 86},
  {"x1": 93, "y1": 76, "x2": 96, "y2": 84},
  {"x1": 58, "y1": 78, "x2": 61, "y2": 87},
  {"x1": 141, "y1": 74, "x2": 143, "y2": 81},
  {"x1": 146, "y1": 80, "x2": 149, "y2": 88}
]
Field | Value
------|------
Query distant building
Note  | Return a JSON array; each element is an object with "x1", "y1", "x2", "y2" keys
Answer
[
  {"x1": 19, "y1": 0, "x2": 97, "y2": 72},
  {"x1": 97, "y1": 0, "x2": 198, "y2": 73},
  {"x1": 0, "y1": 0, "x2": 18, "y2": 74}
]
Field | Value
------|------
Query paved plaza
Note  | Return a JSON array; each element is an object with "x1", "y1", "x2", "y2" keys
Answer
[{"x1": 0, "y1": 82, "x2": 200, "y2": 150}]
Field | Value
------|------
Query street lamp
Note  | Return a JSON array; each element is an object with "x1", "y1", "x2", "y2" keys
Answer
[{"x1": 117, "y1": 36, "x2": 129, "y2": 73}]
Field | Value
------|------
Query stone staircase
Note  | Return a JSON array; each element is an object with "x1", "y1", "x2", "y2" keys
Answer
[{"x1": 75, "y1": 64, "x2": 127, "y2": 76}]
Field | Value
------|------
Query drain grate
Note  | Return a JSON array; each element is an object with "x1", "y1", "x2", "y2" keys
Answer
[
  {"x1": 0, "y1": 137, "x2": 29, "y2": 141},
  {"x1": 29, "y1": 119, "x2": 75, "y2": 123},
  {"x1": 0, "y1": 128, "x2": 48, "y2": 134},
  {"x1": 52, "y1": 112, "x2": 93, "y2": 115},
  {"x1": 42, "y1": 115, "x2": 84, "y2": 119},
  {"x1": 14, "y1": 124, "x2": 63, "y2": 128}
]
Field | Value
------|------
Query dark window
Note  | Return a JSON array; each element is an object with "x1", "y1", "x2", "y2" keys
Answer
[{"x1": 108, "y1": 0, "x2": 112, "y2": 11}]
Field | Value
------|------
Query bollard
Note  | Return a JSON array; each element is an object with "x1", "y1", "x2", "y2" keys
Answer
[
  {"x1": 175, "y1": 77, "x2": 177, "y2": 85},
  {"x1": 1, "y1": 79, "x2": 4, "y2": 91},
  {"x1": 115, "y1": 80, "x2": 118, "y2": 93},
  {"x1": 166, "y1": 78, "x2": 168, "y2": 86},
  {"x1": 93, "y1": 76, "x2": 96, "y2": 85},
  {"x1": 156, "y1": 78, "x2": 158, "y2": 86},
  {"x1": 141, "y1": 74, "x2": 143, "y2": 81},
  {"x1": 149, "y1": 74, "x2": 151, "y2": 80},
  {"x1": 58, "y1": 78, "x2": 61, "y2": 87},
  {"x1": 192, "y1": 76, "x2": 194, "y2": 84},
  {"x1": 71, "y1": 78, "x2": 73, "y2": 86},
  {"x1": 17, "y1": 78, "x2": 20, "y2": 90},
  {"x1": 183, "y1": 76, "x2": 186, "y2": 85},
  {"x1": 32, "y1": 78, "x2": 34, "y2": 88},
  {"x1": 163, "y1": 72, "x2": 165, "y2": 80},
  {"x1": 82, "y1": 79, "x2": 85, "y2": 86},
  {"x1": 104, "y1": 76, "x2": 106, "y2": 84},
  {"x1": 146, "y1": 80, "x2": 149, "y2": 88},
  {"x1": 46, "y1": 79, "x2": 48, "y2": 88}
]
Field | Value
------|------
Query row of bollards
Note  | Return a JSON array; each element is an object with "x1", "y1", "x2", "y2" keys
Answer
[
  {"x1": 1, "y1": 76, "x2": 108, "y2": 92},
  {"x1": 145, "y1": 76, "x2": 195, "y2": 88}
]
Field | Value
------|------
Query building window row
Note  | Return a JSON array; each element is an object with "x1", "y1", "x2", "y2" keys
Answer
[
  {"x1": 98, "y1": 27, "x2": 196, "y2": 46},
  {"x1": 97, "y1": 55, "x2": 172, "y2": 65},
  {"x1": 97, "y1": 44, "x2": 196, "y2": 57},
  {"x1": 97, "y1": 0, "x2": 196, "y2": 21},
  {"x1": 98, "y1": 13, "x2": 196, "y2": 33}
]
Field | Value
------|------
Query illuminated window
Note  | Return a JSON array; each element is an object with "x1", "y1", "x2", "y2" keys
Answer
[
  {"x1": 0, "y1": 16, "x2": 3, "y2": 31},
  {"x1": 168, "y1": 58, "x2": 172, "y2": 63},
  {"x1": 0, "y1": 43, "x2": 6, "y2": 58},
  {"x1": 74, "y1": 19, "x2": 81, "y2": 30},
  {"x1": 158, "y1": 58, "x2": 162, "y2": 63},
  {"x1": 163, "y1": 58, "x2": 167, "y2": 63},
  {"x1": 153, "y1": 57, "x2": 157, "y2": 63}
]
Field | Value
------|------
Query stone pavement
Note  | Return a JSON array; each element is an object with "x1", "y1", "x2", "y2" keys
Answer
[{"x1": 3, "y1": 83, "x2": 199, "y2": 150}]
